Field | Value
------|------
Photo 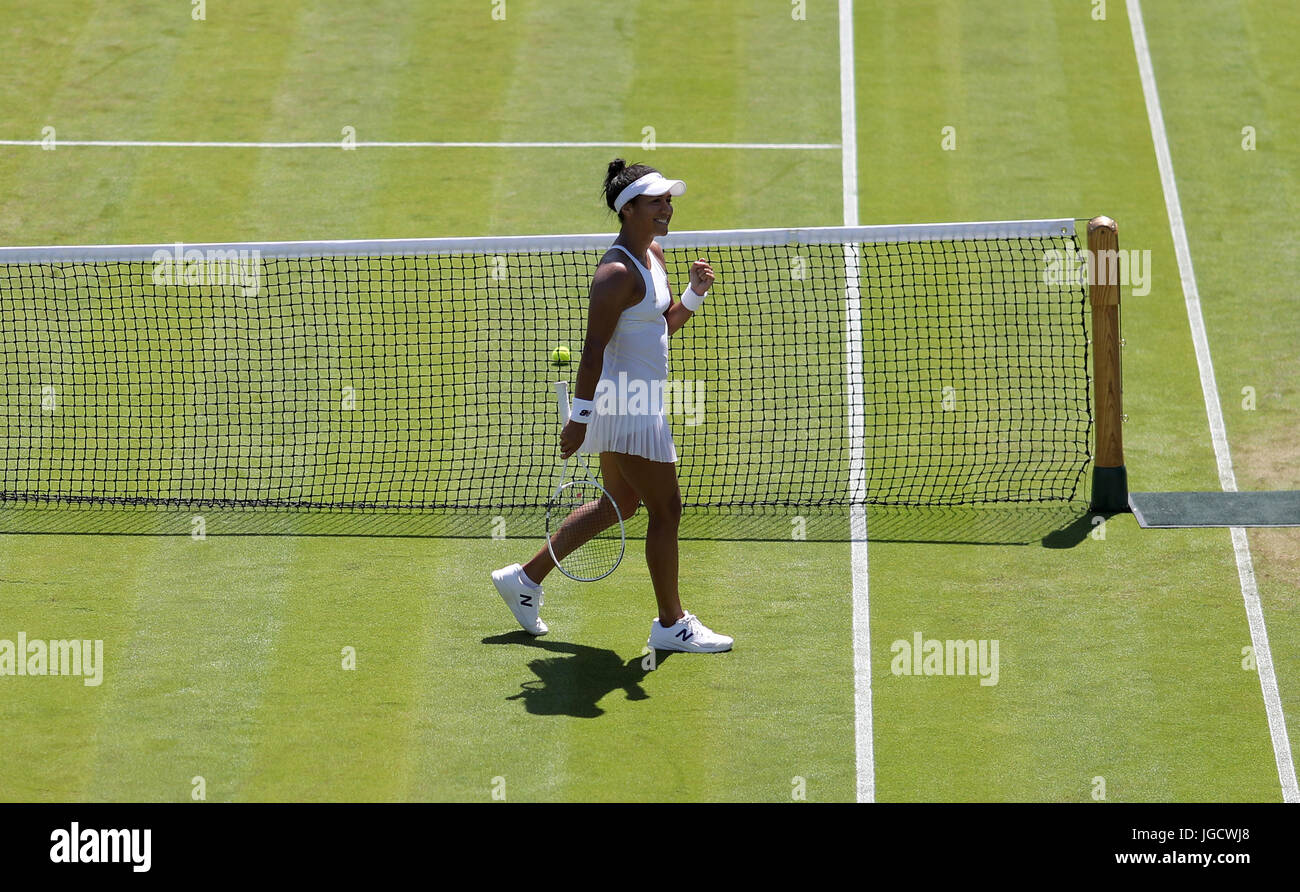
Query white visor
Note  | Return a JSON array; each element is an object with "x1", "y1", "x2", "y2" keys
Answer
[{"x1": 613, "y1": 172, "x2": 687, "y2": 213}]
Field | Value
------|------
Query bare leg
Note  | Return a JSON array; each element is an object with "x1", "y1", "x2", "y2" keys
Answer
[
  {"x1": 523, "y1": 453, "x2": 640, "y2": 585},
  {"x1": 607, "y1": 453, "x2": 684, "y2": 627}
]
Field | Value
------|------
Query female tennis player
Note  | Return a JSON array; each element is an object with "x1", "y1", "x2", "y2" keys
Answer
[{"x1": 492, "y1": 159, "x2": 733, "y2": 654}]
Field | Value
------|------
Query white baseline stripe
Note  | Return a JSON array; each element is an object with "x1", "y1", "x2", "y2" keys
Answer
[
  {"x1": 840, "y1": 0, "x2": 874, "y2": 805},
  {"x1": 1128, "y1": 0, "x2": 1298, "y2": 802},
  {"x1": 0, "y1": 139, "x2": 839, "y2": 151}
]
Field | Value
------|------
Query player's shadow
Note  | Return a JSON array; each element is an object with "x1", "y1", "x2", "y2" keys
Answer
[{"x1": 481, "y1": 632, "x2": 673, "y2": 718}]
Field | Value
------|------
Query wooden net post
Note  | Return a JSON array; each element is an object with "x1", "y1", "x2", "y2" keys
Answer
[{"x1": 1088, "y1": 215, "x2": 1128, "y2": 512}]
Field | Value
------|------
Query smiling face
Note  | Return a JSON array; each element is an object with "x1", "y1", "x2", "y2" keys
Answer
[{"x1": 620, "y1": 190, "x2": 673, "y2": 235}]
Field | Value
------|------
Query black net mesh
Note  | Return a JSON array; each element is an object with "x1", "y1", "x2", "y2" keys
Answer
[{"x1": 0, "y1": 232, "x2": 1091, "y2": 526}]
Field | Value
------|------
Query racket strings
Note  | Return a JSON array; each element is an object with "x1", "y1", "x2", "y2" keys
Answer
[{"x1": 547, "y1": 480, "x2": 624, "y2": 581}]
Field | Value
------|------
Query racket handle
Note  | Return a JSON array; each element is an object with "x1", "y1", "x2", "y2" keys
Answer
[{"x1": 554, "y1": 380, "x2": 571, "y2": 425}]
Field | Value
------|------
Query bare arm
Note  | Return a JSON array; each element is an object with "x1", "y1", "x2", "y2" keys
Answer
[
  {"x1": 658, "y1": 246, "x2": 714, "y2": 337},
  {"x1": 664, "y1": 301, "x2": 693, "y2": 337},
  {"x1": 560, "y1": 260, "x2": 638, "y2": 459}
]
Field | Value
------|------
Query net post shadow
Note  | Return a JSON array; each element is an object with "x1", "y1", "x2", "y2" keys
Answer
[{"x1": 1040, "y1": 508, "x2": 1116, "y2": 549}]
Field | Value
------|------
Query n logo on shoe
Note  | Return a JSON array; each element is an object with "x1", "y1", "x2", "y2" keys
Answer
[
  {"x1": 675, "y1": 627, "x2": 693, "y2": 642},
  {"x1": 520, "y1": 594, "x2": 533, "y2": 608}
]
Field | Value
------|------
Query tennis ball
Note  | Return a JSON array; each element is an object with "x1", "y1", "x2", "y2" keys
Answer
[{"x1": 550, "y1": 345, "x2": 572, "y2": 366}]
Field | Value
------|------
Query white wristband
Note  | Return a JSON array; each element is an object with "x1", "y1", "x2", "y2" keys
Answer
[
  {"x1": 569, "y1": 397, "x2": 596, "y2": 424},
  {"x1": 681, "y1": 286, "x2": 708, "y2": 312}
]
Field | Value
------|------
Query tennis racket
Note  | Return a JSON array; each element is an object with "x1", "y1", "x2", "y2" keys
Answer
[{"x1": 546, "y1": 380, "x2": 626, "y2": 582}]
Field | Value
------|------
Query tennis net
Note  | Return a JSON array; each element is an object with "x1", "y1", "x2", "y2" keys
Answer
[{"x1": 0, "y1": 220, "x2": 1092, "y2": 517}]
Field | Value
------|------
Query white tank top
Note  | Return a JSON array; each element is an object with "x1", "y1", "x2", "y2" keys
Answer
[{"x1": 602, "y1": 244, "x2": 670, "y2": 385}]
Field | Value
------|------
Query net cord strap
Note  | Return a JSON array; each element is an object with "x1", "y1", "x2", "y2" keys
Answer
[{"x1": 0, "y1": 220, "x2": 1076, "y2": 264}]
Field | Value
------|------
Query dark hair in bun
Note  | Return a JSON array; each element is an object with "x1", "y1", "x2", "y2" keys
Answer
[{"x1": 602, "y1": 158, "x2": 660, "y2": 219}]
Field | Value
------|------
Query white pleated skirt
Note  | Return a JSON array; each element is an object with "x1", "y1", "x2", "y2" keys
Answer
[{"x1": 578, "y1": 403, "x2": 678, "y2": 464}]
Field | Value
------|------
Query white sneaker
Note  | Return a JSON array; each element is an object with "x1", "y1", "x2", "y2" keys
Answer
[
  {"x1": 647, "y1": 612, "x2": 732, "y2": 653},
  {"x1": 492, "y1": 564, "x2": 548, "y2": 636}
]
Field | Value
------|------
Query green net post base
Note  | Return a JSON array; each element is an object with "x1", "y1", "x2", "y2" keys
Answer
[{"x1": 1090, "y1": 465, "x2": 1129, "y2": 514}]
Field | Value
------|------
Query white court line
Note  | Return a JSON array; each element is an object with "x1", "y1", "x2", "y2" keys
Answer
[
  {"x1": 0, "y1": 139, "x2": 839, "y2": 150},
  {"x1": 840, "y1": 0, "x2": 874, "y2": 805},
  {"x1": 1127, "y1": 0, "x2": 1298, "y2": 802}
]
